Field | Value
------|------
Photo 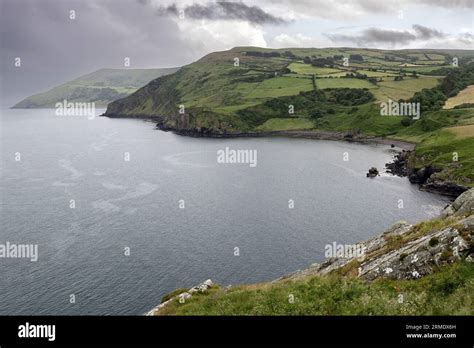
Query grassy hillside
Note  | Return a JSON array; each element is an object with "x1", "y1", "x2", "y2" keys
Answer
[
  {"x1": 13, "y1": 67, "x2": 179, "y2": 108},
  {"x1": 156, "y1": 261, "x2": 473, "y2": 315},
  {"x1": 105, "y1": 47, "x2": 474, "y2": 187},
  {"x1": 105, "y1": 47, "x2": 473, "y2": 131}
]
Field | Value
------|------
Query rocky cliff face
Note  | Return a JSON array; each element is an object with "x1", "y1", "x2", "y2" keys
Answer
[
  {"x1": 386, "y1": 149, "x2": 469, "y2": 197},
  {"x1": 280, "y1": 188, "x2": 473, "y2": 282}
]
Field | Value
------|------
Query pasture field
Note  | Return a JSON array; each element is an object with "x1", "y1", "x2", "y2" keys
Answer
[
  {"x1": 316, "y1": 78, "x2": 376, "y2": 89},
  {"x1": 288, "y1": 62, "x2": 343, "y2": 75},
  {"x1": 256, "y1": 118, "x2": 315, "y2": 131},
  {"x1": 444, "y1": 85, "x2": 474, "y2": 109}
]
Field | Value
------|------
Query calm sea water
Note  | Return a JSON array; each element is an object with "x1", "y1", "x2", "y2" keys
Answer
[{"x1": 0, "y1": 109, "x2": 449, "y2": 315}]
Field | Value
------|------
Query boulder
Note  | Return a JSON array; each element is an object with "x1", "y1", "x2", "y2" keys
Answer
[
  {"x1": 451, "y1": 188, "x2": 474, "y2": 215},
  {"x1": 366, "y1": 167, "x2": 379, "y2": 178}
]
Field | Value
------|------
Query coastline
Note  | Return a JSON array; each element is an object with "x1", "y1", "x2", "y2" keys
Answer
[
  {"x1": 156, "y1": 121, "x2": 416, "y2": 150},
  {"x1": 104, "y1": 113, "x2": 470, "y2": 197},
  {"x1": 103, "y1": 113, "x2": 416, "y2": 150}
]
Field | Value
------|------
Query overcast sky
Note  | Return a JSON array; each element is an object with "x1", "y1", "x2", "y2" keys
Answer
[{"x1": 1, "y1": 0, "x2": 473, "y2": 106}]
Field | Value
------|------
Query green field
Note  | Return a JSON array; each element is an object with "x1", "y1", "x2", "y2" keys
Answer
[
  {"x1": 374, "y1": 76, "x2": 441, "y2": 101},
  {"x1": 356, "y1": 69, "x2": 399, "y2": 77},
  {"x1": 316, "y1": 78, "x2": 376, "y2": 89},
  {"x1": 256, "y1": 118, "x2": 314, "y2": 131},
  {"x1": 241, "y1": 76, "x2": 314, "y2": 99},
  {"x1": 288, "y1": 62, "x2": 343, "y2": 75}
]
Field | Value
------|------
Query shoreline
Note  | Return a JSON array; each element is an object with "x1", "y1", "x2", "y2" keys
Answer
[
  {"x1": 104, "y1": 113, "x2": 471, "y2": 197},
  {"x1": 103, "y1": 113, "x2": 416, "y2": 150},
  {"x1": 104, "y1": 113, "x2": 469, "y2": 198},
  {"x1": 157, "y1": 121, "x2": 417, "y2": 150}
]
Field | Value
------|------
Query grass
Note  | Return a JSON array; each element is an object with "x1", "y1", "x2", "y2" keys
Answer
[
  {"x1": 288, "y1": 62, "x2": 343, "y2": 75},
  {"x1": 444, "y1": 85, "x2": 474, "y2": 109},
  {"x1": 316, "y1": 103, "x2": 406, "y2": 136},
  {"x1": 446, "y1": 124, "x2": 474, "y2": 139},
  {"x1": 410, "y1": 129, "x2": 474, "y2": 186},
  {"x1": 315, "y1": 78, "x2": 376, "y2": 89},
  {"x1": 356, "y1": 69, "x2": 399, "y2": 77},
  {"x1": 256, "y1": 118, "x2": 315, "y2": 131},
  {"x1": 375, "y1": 76, "x2": 440, "y2": 101},
  {"x1": 156, "y1": 261, "x2": 474, "y2": 315},
  {"x1": 241, "y1": 76, "x2": 314, "y2": 99}
]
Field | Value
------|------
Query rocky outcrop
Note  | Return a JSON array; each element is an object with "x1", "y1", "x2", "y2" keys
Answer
[
  {"x1": 441, "y1": 188, "x2": 474, "y2": 217},
  {"x1": 385, "y1": 150, "x2": 469, "y2": 197},
  {"x1": 358, "y1": 222, "x2": 470, "y2": 281},
  {"x1": 408, "y1": 165, "x2": 435, "y2": 184},
  {"x1": 366, "y1": 167, "x2": 379, "y2": 178},
  {"x1": 386, "y1": 150, "x2": 410, "y2": 177},
  {"x1": 421, "y1": 178, "x2": 469, "y2": 197},
  {"x1": 145, "y1": 279, "x2": 213, "y2": 316},
  {"x1": 278, "y1": 188, "x2": 474, "y2": 282}
]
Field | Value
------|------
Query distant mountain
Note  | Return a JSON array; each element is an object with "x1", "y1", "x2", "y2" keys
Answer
[{"x1": 12, "y1": 67, "x2": 180, "y2": 108}]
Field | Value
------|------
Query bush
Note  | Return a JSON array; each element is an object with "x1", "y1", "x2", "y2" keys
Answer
[
  {"x1": 400, "y1": 118, "x2": 414, "y2": 127},
  {"x1": 310, "y1": 109, "x2": 324, "y2": 119},
  {"x1": 349, "y1": 107, "x2": 359, "y2": 114},
  {"x1": 326, "y1": 88, "x2": 374, "y2": 106}
]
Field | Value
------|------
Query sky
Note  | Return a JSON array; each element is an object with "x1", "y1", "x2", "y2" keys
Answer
[{"x1": 0, "y1": 0, "x2": 473, "y2": 106}]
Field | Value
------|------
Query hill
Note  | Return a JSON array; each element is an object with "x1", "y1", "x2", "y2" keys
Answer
[
  {"x1": 12, "y1": 67, "x2": 179, "y2": 108},
  {"x1": 105, "y1": 47, "x2": 474, "y2": 192}
]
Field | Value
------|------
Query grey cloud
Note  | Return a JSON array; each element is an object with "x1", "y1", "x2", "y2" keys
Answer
[
  {"x1": 0, "y1": 0, "x2": 204, "y2": 107},
  {"x1": 414, "y1": 0, "x2": 474, "y2": 9},
  {"x1": 412, "y1": 25, "x2": 445, "y2": 39},
  {"x1": 326, "y1": 25, "x2": 447, "y2": 46},
  {"x1": 327, "y1": 28, "x2": 416, "y2": 45},
  {"x1": 152, "y1": 1, "x2": 287, "y2": 25}
]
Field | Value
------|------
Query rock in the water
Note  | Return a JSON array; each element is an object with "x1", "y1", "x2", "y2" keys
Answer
[
  {"x1": 366, "y1": 167, "x2": 379, "y2": 178},
  {"x1": 386, "y1": 150, "x2": 410, "y2": 177}
]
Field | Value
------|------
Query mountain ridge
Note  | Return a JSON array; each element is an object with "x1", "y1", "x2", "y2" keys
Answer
[{"x1": 12, "y1": 67, "x2": 180, "y2": 108}]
